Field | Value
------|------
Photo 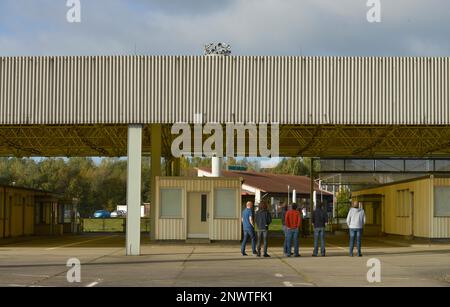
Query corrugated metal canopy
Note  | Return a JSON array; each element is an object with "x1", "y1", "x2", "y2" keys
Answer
[{"x1": 1, "y1": 56, "x2": 449, "y2": 125}]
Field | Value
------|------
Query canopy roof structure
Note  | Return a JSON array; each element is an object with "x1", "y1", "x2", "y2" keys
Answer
[
  {"x1": 1, "y1": 124, "x2": 450, "y2": 158},
  {"x1": 1, "y1": 56, "x2": 450, "y2": 158}
]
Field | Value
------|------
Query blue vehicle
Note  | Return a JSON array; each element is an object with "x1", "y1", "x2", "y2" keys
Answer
[{"x1": 93, "y1": 210, "x2": 111, "y2": 218}]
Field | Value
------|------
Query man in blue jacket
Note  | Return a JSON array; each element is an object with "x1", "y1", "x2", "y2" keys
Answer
[{"x1": 241, "y1": 201, "x2": 257, "y2": 256}]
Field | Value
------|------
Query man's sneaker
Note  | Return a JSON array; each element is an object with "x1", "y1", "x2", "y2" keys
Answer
[
  {"x1": 257, "y1": 253, "x2": 261, "y2": 257},
  {"x1": 294, "y1": 255, "x2": 301, "y2": 257},
  {"x1": 242, "y1": 252, "x2": 248, "y2": 256},
  {"x1": 312, "y1": 254, "x2": 318, "y2": 257},
  {"x1": 358, "y1": 254, "x2": 363, "y2": 257},
  {"x1": 263, "y1": 254, "x2": 271, "y2": 258}
]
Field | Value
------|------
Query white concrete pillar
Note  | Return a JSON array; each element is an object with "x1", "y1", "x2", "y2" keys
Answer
[
  {"x1": 292, "y1": 189, "x2": 297, "y2": 204},
  {"x1": 150, "y1": 124, "x2": 162, "y2": 240},
  {"x1": 255, "y1": 189, "x2": 261, "y2": 208},
  {"x1": 313, "y1": 190, "x2": 317, "y2": 210},
  {"x1": 126, "y1": 125, "x2": 142, "y2": 256},
  {"x1": 211, "y1": 157, "x2": 222, "y2": 177}
]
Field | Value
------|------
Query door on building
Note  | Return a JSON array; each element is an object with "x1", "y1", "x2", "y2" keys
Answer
[
  {"x1": 4, "y1": 196, "x2": 12, "y2": 238},
  {"x1": 359, "y1": 194, "x2": 382, "y2": 236},
  {"x1": 187, "y1": 193, "x2": 209, "y2": 239}
]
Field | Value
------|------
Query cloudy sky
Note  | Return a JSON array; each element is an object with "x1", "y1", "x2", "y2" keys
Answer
[{"x1": 0, "y1": 0, "x2": 449, "y2": 56}]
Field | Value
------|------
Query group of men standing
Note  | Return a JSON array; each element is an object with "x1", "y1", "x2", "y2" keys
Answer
[
  {"x1": 241, "y1": 201, "x2": 272, "y2": 257},
  {"x1": 241, "y1": 201, "x2": 366, "y2": 257}
]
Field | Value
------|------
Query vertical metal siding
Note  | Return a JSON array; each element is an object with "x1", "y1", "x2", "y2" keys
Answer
[
  {"x1": 1, "y1": 56, "x2": 450, "y2": 125},
  {"x1": 3, "y1": 188, "x2": 34, "y2": 237},
  {"x1": 211, "y1": 219, "x2": 241, "y2": 241},
  {"x1": 157, "y1": 219, "x2": 185, "y2": 240}
]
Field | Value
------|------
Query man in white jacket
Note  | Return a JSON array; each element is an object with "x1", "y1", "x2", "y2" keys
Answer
[{"x1": 346, "y1": 202, "x2": 366, "y2": 257}]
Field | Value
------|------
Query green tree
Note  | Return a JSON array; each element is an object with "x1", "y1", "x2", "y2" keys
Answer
[{"x1": 336, "y1": 186, "x2": 352, "y2": 218}]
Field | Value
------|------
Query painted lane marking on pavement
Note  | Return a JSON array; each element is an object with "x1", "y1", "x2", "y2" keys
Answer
[
  {"x1": 275, "y1": 252, "x2": 318, "y2": 287},
  {"x1": 86, "y1": 281, "x2": 99, "y2": 287},
  {"x1": 275, "y1": 273, "x2": 283, "y2": 278},
  {"x1": 291, "y1": 282, "x2": 314, "y2": 286},
  {"x1": 46, "y1": 235, "x2": 118, "y2": 250},
  {"x1": 86, "y1": 278, "x2": 102, "y2": 287},
  {"x1": 283, "y1": 281, "x2": 314, "y2": 287}
]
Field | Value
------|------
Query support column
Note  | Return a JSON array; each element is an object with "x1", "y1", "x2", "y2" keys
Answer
[
  {"x1": 150, "y1": 124, "x2": 162, "y2": 240},
  {"x1": 126, "y1": 124, "x2": 142, "y2": 256},
  {"x1": 255, "y1": 189, "x2": 261, "y2": 208},
  {"x1": 211, "y1": 157, "x2": 222, "y2": 177}
]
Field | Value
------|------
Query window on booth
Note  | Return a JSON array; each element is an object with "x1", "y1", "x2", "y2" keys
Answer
[
  {"x1": 160, "y1": 188, "x2": 183, "y2": 218},
  {"x1": 214, "y1": 189, "x2": 237, "y2": 218},
  {"x1": 434, "y1": 186, "x2": 450, "y2": 217}
]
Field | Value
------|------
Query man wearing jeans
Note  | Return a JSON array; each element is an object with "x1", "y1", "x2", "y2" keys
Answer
[
  {"x1": 285, "y1": 203, "x2": 301, "y2": 257},
  {"x1": 346, "y1": 202, "x2": 366, "y2": 257},
  {"x1": 312, "y1": 202, "x2": 328, "y2": 257},
  {"x1": 241, "y1": 201, "x2": 257, "y2": 256},
  {"x1": 255, "y1": 202, "x2": 272, "y2": 257}
]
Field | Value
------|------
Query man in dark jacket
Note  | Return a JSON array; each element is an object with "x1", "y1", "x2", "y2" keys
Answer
[
  {"x1": 312, "y1": 202, "x2": 329, "y2": 257},
  {"x1": 255, "y1": 202, "x2": 272, "y2": 257}
]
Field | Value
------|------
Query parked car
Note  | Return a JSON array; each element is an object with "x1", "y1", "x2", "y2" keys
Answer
[
  {"x1": 110, "y1": 210, "x2": 126, "y2": 218},
  {"x1": 93, "y1": 210, "x2": 111, "y2": 218}
]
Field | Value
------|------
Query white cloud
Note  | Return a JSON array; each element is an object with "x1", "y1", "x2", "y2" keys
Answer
[{"x1": 0, "y1": 0, "x2": 450, "y2": 56}]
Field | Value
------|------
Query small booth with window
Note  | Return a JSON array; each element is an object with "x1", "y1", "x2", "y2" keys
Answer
[{"x1": 154, "y1": 177, "x2": 242, "y2": 241}]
